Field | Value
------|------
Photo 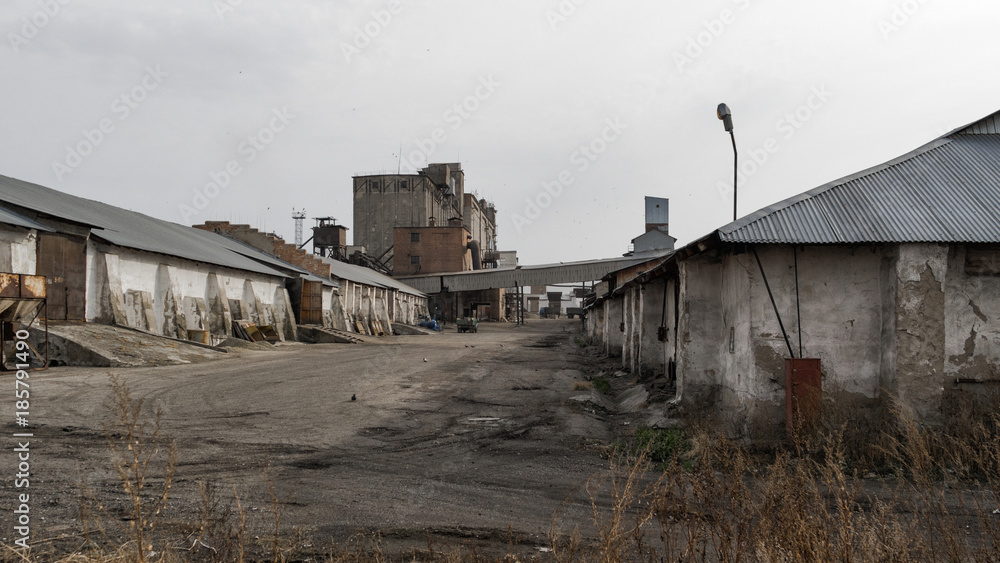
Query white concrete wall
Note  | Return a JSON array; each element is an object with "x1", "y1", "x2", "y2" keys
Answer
[
  {"x1": 0, "y1": 227, "x2": 37, "y2": 274},
  {"x1": 86, "y1": 242, "x2": 295, "y2": 340}
]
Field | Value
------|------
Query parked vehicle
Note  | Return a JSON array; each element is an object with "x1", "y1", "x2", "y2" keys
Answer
[{"x1": 457, "y1": 318, "x2": 478, "y2": 333}]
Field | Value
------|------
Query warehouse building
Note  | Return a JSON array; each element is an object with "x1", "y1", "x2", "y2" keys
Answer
[
  {"x1": 588, "y1": 110, "x2": 1000, "y2": 437},
  {"x1": 0, "y1": 175, "x2": 308, "y2": 343}
]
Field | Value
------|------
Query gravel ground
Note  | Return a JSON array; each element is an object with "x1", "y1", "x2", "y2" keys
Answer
[{"x1": 1, "y1": 319, "x2": 632, "y2": 558}]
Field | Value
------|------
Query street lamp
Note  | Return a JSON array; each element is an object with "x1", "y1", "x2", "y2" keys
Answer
[{"x1": 717, "y1": 103, "x2": 738, "y2": 221}]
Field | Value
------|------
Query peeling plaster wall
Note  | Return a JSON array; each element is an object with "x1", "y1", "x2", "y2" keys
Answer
[
  {"x1": 0, "y1": 227, "x2": 37, "y2": 274},
  {"x1": 892, "y1": 243, "x2": 948, "y2": 421},
  {"x1": 85, "y1": 242, "x2": 294, "y2": 340},
  {"x1": 945, "y1": 246, "x2": 1000, "y2": 382}
]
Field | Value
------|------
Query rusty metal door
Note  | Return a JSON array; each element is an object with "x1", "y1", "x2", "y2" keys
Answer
[
  {"x1": 36, "y1": 233, "x2": 87, "y2": 320},
  {"x1": 785, "y1": 358, "x2": 822, "y2": 439},
  {"x1": 300, "y1": 280, "x2": 324, "y2": 325}
]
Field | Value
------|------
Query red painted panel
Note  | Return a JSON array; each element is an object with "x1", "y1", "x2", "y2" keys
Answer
[{"x1": 785, "y1": 358, "x2": 822, "y2": 439}]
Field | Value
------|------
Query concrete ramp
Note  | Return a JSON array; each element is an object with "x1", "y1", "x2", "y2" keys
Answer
[
  {"x1": 297, "y1": 325, "x2": 368, "y2": 344},
  {"x1": 28, "y1": 322, "x2": 226, "y2": 367}
]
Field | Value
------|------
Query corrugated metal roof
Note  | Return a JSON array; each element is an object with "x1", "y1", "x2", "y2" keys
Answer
[
  {"x1": 719, "y1": 111, "x2": 1000, "y2": 245},
  {"x1": 0, "y1": 206, "x2": 54, "y2": 232},
  {"x1": 319, "y1": 256, "x2": 425, "y2": 297},
  {"x1": 0, "y1": 175, "x2": 290, "y2": 278}
]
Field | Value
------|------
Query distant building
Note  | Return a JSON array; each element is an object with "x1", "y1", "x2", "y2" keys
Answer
[
  {"x1": 352, "y1": 163, "x2": 497, "y2": 269},
  {"x1": 626, "y1": 196, "x2": 676, "y2": 258},
  {"x1": 392, "y1": 223, "x2": 474, "y2": 276}
]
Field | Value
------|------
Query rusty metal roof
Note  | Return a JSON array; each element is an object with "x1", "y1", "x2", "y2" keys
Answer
[{"x1": 719, "y1": 111, "x2": 1000, "y2": 244}]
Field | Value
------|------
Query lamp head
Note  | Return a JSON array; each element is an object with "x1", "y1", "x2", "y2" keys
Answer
[{"x1": 717, "y1": 103, "x2": 734, "y2": 132}]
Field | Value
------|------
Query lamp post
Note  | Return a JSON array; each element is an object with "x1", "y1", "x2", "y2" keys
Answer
[{"x1": 717, "y1": 103, "x2": 738, "y2": 221}]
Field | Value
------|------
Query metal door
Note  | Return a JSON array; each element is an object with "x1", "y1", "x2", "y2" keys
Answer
[
  {"x1": 300, "y1": 280, "x2": 324, "y2": 325},
  {"x1": 36, "y1": 233, "x2": 87, "y2": 320},
  {"x1": 785, "y1": 358, "x2": 822, "y2": 439}
]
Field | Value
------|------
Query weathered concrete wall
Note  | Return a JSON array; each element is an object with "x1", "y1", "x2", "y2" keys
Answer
[
  {"x1": 891, "y1": 243, "x2": 948, "y2": 421},
  {"x1": 677, "y1": 252, "x2": 724, "y2": 409},
  {"x1": 709, "y1": 245, "x2": 889, "y2": 435},
  {"x1": 944, "y1": 246, "x2": 1000, "y2": 383},
  {"x1": 637, "y1": 278, "x2": 673, "y2": 377},
  {"x1": 605, "y1": 297, "x2": 624, "y2": 357},
  {"x1": 0, "y1": 227, "x2": 37, "y2": 274},
  {"x1": 623, "y1": 286, "x2": 640, "y2": 370}
]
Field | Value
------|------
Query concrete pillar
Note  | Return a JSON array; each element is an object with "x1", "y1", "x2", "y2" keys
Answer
[
  {"x1": 155, "y1": 264, "x2": 186, "y2": 339},
  {"x1": 242, "y1": 280, "x2": 263, "y2": 325},
  {"x1": 892, "y1": 243, "x2": 948, "y2": 423},
  {"x1": 274, "y1": 286, "x2": 298, "y2": 341},
  {"x1": 205, "y1": 273, "x2": 234, "y2": 337},
  {"x1": 94, "y1": 252, "x2": 129, "y2": 326}
]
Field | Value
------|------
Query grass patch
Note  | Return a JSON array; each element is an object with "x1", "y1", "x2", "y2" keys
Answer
[
  {"x1": 623, "y1": 426, "x2": 691, "y2": 470},
  {"x1": 590, "y1": 376, "x2": 610, "y2": 394}
]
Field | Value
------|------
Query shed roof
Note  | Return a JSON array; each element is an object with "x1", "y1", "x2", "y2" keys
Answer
[
  {"x1": 0, "y1": 174, "x2": 290, "y2": 278},
  {"x1": 718, "y1": 110, "x2": 1000, "y2": 245},
  {"x1": 319, "y1": 256, "x2": 425, "y2": 297},
  {"x1": 0, "y1": 206, "x2": 54, "y2": 232}
]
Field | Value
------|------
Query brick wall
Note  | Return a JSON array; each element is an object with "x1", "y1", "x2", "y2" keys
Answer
[
  {"x1": 193, "y1": 221, "x2": 332, "y2": 279},
  {"x1": 392, "y1": 226, "x2": 471, "y2": 275}
]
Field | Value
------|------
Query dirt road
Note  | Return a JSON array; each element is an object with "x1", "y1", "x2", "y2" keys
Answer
[{"x1": 2, "y1": 319, "x2": 631, "y2": 557}]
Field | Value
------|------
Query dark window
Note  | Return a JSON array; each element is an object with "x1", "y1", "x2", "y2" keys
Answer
[
  {"x1": 410, "y1": 232, "x2": 420, "y2": 242},
  {"x1": 410, "y1": 256, "x2": 420, "y2": 265}
]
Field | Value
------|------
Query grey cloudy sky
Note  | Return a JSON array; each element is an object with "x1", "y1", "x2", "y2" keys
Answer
[{"x1": 2, "y1": 0, "x2": 998, "y2": 265}]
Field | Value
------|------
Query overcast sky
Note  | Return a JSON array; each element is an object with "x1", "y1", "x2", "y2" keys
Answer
[{"x1": 2, "y1": 0, "x2": 999, "y2": 265}]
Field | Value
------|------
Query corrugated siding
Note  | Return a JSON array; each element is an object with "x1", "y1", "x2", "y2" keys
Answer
[{"x1": 719, "y1": 134, "x2": 1000, "y2": 244}]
